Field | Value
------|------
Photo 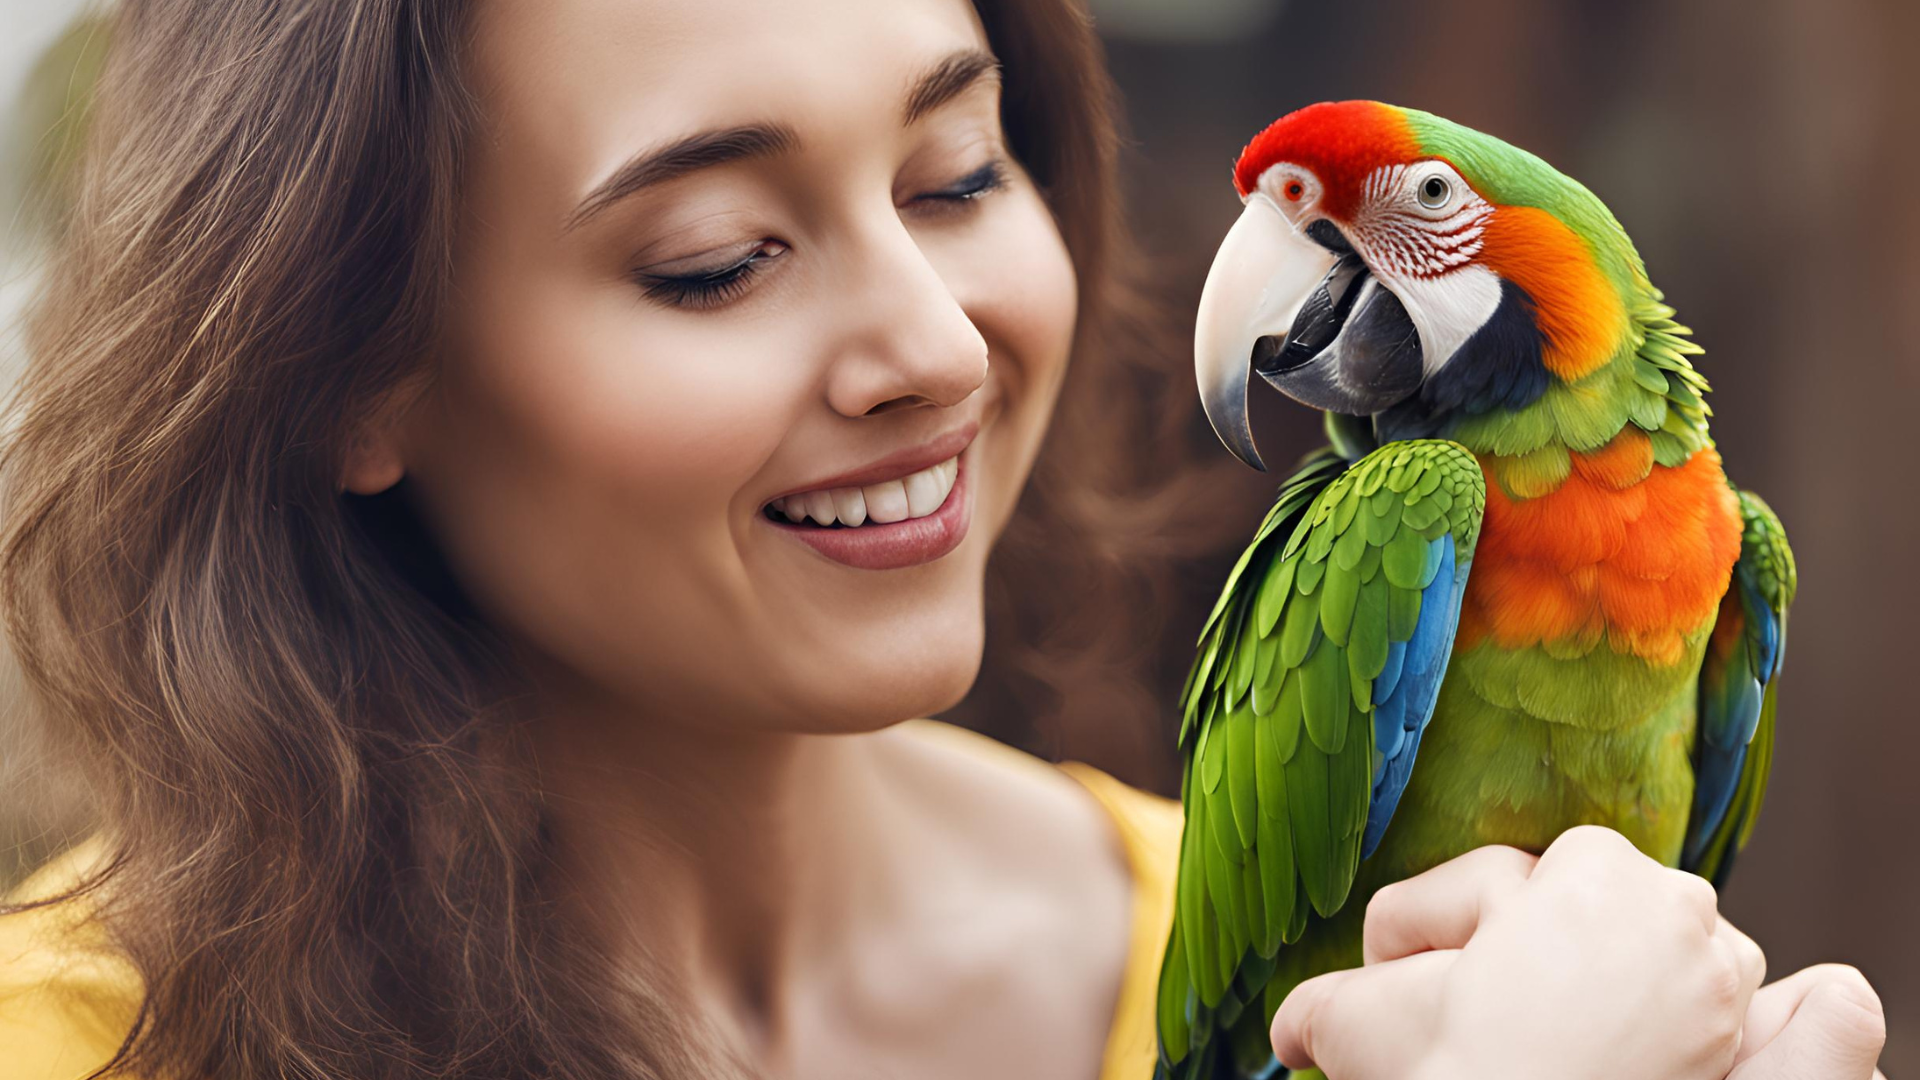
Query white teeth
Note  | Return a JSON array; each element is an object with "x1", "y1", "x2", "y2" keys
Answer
[
  {"x1": 771, "y1": 455, "x2": 957, "y2": 528},
  {"x1": 831, "y1": 487, "x2": 867, "y2": 527},
  {"x1": 805, "y1": 489, "x2": 837, "y2": 526},
  {"x1": 903, "y1": 467, "x2": 944, "y2": 518},
  {"x1": 863, "y1": 479, "x2": 910, "y2": 524}
]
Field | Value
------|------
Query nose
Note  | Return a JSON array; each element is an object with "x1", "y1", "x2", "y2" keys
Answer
[{"x1": 822, "y1": 215, "x2": 989, "y2": 418}]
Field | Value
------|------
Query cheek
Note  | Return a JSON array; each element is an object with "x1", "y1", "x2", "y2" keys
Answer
[
  {"x1": 946, "y1": 190, "x2": 1079, "y2": 529},
  {"x1": 407, "y1": 262, "x2": 815, "y2": 697},
  {"x1": 972, "y1": 195, "x2": 1079, "y2": 400},
  {"x1": 450, "y1": 285, "x2": 802, "y2": 501}
]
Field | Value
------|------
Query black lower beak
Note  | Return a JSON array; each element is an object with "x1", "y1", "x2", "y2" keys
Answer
[
  {"x1": 1259, "y1": 252, "x2": 1368, "y2": 376},
  {"x1": 1256, "y1": 264, "x2": 1424, "y2": 416}
]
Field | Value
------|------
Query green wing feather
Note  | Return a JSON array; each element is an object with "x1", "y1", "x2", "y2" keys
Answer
[{"x1": 1158, "y1": 441, "x2": 1486, "y2": 1077}]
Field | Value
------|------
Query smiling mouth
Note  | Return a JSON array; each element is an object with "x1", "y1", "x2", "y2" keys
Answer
[{"x1": 762, "y1": 455, "x2": 960, "y2": 528}]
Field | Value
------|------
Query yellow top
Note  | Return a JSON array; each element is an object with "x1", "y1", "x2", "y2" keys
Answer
[
  {"x1": 0, "y1": 838, "x2": 140, "y2": 1080},
  {"x1": 1060, "y1": 760, "x2": 1179, "y2": 1079},
  {"x1": 0, "y1": 722, "x2": 1181, "y2": 1080}
]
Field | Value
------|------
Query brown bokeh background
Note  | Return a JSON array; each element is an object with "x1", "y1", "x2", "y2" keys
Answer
[
  {"x1": 950, "y1": 0, "x2": 1919, "y2": 1071},
  {"x1": 2, "y1": 0, "x2": 1913, "y2": 1071}
]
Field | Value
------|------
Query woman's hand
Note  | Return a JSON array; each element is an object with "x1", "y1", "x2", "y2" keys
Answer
[
  {"x1": 1270, "y1": 826, "x2": 1770, "y2": 1080},
  {"x1": 1726, "y1": 963, "x2": 1887, "y2": 1080}
]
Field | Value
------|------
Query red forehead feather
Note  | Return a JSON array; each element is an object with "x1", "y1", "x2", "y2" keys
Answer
[{"x1": 1232, "y1": 101, "x2": 1420, "y2": 218}]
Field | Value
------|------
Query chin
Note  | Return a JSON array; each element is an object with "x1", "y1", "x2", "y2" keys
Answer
[{"x1": 789, "y1": 600, "x2": 987, "y2": 734}]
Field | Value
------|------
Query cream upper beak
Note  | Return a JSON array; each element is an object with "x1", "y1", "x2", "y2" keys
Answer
[{"x1": 1192, "y1": 195, "x2": 1338, "y2": 470}]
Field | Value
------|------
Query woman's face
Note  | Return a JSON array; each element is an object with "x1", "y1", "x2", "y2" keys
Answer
[{"x1": 384, "y1": 0, "x2": 1078, "y2": 732}]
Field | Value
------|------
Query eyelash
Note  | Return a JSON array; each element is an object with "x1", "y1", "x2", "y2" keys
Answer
[
  {"x1": 637, "y1": 242, "x2": 785, "y2": 310},
  {"x1": 917, "y1": 158, "x2": 1010, "y2": 212},
  {"x1": 634, "y1": 158, "x2": 1010, "y2": 310}
]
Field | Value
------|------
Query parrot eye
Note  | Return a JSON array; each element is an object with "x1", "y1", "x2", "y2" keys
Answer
[
  {"x1": 1417, "y1": 175, "x2": 1451, "y2": 209},
  {"x1": 1284, "y1": 180, "x2": 1304, "y2": 201}
]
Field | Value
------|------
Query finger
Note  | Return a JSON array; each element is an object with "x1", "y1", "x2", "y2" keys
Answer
[
  {"x1": 1712, "y1": 916, "x2": 1768, "y2": 1045},
  {"x1": 1533, "y1": 823, "x2": 1647, "y2": 872},
  {"x1": 1272, "y1": 950, "x2": 1453, "y2": 1078},
  {"x1": 1731, "y1": 965, "x2": 1886, "y2": 1077},
  {"x1": 1270, "y1": 967, "x2": 1361, "y2": 1072},
  {"x1": 1728, "y1": 965, "x2": 1887, "y2": 1080},
  {"x1": 1533, "y1": 826, "x2": 1672, "y2": 894},
  {"x1": 1734, "y1": 963, "x2": 1837, "y2": 1065},
  {"x1": 1361, "y1": 845, "x2": 1537, "y2": 965},
  {"x1": 1668, "y1": 868, "x2": 1725, "y2": 935},
  {"x1": 1534, "y1": 828, "x2": 1721, "y2": 935}
]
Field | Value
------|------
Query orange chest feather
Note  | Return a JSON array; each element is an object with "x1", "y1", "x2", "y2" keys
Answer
[{"x1": 1458, "y1": 443, "x2": 1743, "y2": 666}]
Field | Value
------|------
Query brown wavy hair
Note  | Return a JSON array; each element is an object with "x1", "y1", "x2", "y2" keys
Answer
[{"x1": 0, "y1": 0, "x2": 1220, "y2": 1076}]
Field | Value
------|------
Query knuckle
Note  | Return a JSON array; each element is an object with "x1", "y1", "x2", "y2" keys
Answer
[
  {"x1": 1549, "y1": 825, "x2": 1633, "y2": 865},
  {"x1": 1734, "y1": 932, "x2": 1767, "y2": 983},
  {"x1": 1694, "y1": 966, "x2": 1748, "y2": 1061},
  {"x1": 1667, "y1": 871, "x2": 1720, "y2": 920},
  {"x1": 1272, "y1": 974, "x2": 1337, "y2": 1064},
  {"x1": 1811, "y1": 967, "x2": 1888, "y2": 1048},
  {"x1": 1671, "y1": 868, "x2": 1718, "y2": 904},
  {"x1": 1562, "y1": 824, "x2": 1621, "y2": 849},
  {"x1": 1640, "y1": 869, "x2": 1715, "y2": 932},
  {"x1": 1470, "y1": 842, "x2": 1537, "y2": 870},
  {"x1": 1462, "y1": 846, "x2": 1536, "y2": 906},
  {"x1": 1702, "y1": 945, "x2": 1745, "y2": 1012},
  {"x1": 1367, "y1": 879, "x2": 1406, "y2": 917},
  {"x1": 1363, "y1": 883, "x2": 1404, "y2": 937}
]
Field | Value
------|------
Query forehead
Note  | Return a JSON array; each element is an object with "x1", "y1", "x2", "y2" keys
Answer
[{"x1": 467, "y1": 0, "x2": 991, "y2": 203}]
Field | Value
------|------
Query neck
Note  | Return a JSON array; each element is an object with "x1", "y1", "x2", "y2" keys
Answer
[{"x1": 521, "y1": 657, "x2": 913, "y2": 1058}]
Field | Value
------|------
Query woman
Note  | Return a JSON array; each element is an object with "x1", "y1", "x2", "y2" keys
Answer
[{"x1": 0, "y1": 0, "x2": 1886, "y2": 1078}]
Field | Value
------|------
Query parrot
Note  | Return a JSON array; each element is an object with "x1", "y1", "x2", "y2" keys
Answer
[{"x1": 1155, "y1": 101, "x2": 1797, "y2": 1080}]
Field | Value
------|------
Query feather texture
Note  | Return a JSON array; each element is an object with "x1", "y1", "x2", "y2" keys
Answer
[
  {"x1": 1682, "y1": 491, "x2": 1795, "y2": 885},
  {"x1": 1157, "y1": 442, "x2": 1485, "y2": 1077}
]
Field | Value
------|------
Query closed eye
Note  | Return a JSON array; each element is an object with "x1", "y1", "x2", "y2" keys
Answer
[
  {"x1": 632, "y1": 159, "x2": 1012, "y2": 311},
  {"x1": 909, "y1": 158, "x2": 1009, "y2": 213},
  {"x1": 633, "y1": 240, "x2": 788, "y2": 310}
]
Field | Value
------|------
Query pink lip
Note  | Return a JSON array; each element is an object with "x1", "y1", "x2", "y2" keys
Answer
[
  {"x1": 765, "y1": 423, "x2": 978, "y2": 503},
  {"x1": 761, "y1": 450, "x2": 974, "y2": 571}
]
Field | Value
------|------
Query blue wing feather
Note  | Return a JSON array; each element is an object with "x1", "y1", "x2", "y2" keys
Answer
[
  {"x1": 1683, "y1": 585, "x2": 1778, "y2": 868},
  {"x1": 1681, "y1": 490, "x2": 1793, "y2": 884},
  {"x1": 1373, "y1": 639, "x2": 1409, "y2": 713},
  {"x1": 1361, "y1": 537, "x2": 1470, "y2": 859}
]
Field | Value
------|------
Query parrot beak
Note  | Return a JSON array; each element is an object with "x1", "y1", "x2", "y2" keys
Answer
[{"x1": 1193, "y1": 196, "x2": 1337, "y2": 471}]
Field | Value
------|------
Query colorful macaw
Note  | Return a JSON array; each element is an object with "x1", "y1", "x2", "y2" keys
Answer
[{"x1": 1157, "y1": 101, "x2": 1797, "y2": 1079}]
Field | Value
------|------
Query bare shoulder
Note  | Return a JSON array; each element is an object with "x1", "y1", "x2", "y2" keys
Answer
[
  {"x1": 883, "y1": 721, "x2": 1123, "y2": 861},
  {"x1": 863, "y1": 719, "x2": 1136, "y2": 1076},
  {"x1": 881, "y1": 719, "x2": 1179, "y2": 884}
]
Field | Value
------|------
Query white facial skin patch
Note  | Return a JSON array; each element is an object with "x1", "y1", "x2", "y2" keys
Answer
[{"x1": 1346, "y1": 162, "x2": 1502, "y2": 376}]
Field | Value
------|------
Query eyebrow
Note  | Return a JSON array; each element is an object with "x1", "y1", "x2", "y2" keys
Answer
[
  {"x1": 564, "y1": 123, "x2": 799, "y2": 232},
  {"x1": 901, "y1": 48, "x2": 1001, "y2": 126},
  {"x1": 563, "y1": 47, "x2": 1002, "y2": 233}
]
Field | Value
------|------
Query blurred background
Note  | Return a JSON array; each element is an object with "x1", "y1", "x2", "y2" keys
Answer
[{"x1": 3, "y1": 0, "x2": 1914, "y2": 1072}]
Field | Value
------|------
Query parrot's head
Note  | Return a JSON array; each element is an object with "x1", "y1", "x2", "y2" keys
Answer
[{"x1": 1196, "y1": 100, "x2": 1647, "y2": 469}]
